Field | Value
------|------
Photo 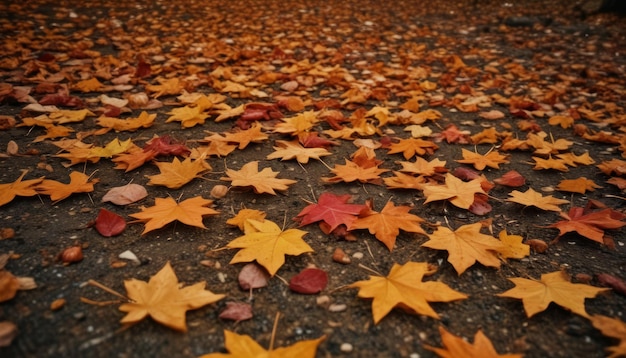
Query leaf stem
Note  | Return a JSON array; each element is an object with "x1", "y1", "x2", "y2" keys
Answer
[
  {"x1": 269, "y1": 311, "x2": 281, "y2": 351},
  {"x1": 87, "y1": 279, "x2": 132, "y2": 302}
]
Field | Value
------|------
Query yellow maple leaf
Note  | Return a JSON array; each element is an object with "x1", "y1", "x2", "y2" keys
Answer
[
  {"x1": 166, "y1": 105, "x2": 209, "y2": 128},
  {"x1": 129, "y1": 196, "x2": 219, "y2": 235},
  {"x1": 96, "y1": 111, "x2": 156, "y2": 132},
  {"x1": 421, "y1": 223, "x2": 505, "y2": 275},
  {"x1": 226, "y1": 219, "x2": 313, "y2": 276},
  {"x1": 497, "y1": 271, "x2": 610, "y2": 318},
  {"x1": 531, "y1": 156, "x2": 569, "y2": 172},
  {"x1": 33, "y1": 124, "x2": 74, "y2": 142},
  {"x1": 349, "y1": 201, "x2": 426, "y2": 250},
  {"x1": 147, "y1": 157, "x2": 211, "y2": 189},
  {"x1": 221, "y1": 161, "x2": 296, "y2": 195},
  {"x1": 506, "y1": 188, "x2": 568, "y2": 211},
  {"x1": 146, "y1": 77, "x2": 183, "y2": 98},
  {"x1": 591, "y1": 315, "x2": 626, "y2": 358},
  {"x1": 383, "y1": 171, "x2": 427, "y2": 190},
  {"x1": 200, "y1": 330, "x2": 325, "y2": 358},
  {"x1": 497, "y1": 230, "x2": 530, "y2": 260},
  {"x1": 526, "y1": 131, "x2": 573, "y2": 155},
  {"x1": 48, "y1": 109, "x2": 96, "y2": 124},
  {"x1": 556, "y1": 177, "x2": 602, "y2": 194},
  {"x1": 424, "y1": 326, "x2": 523, "y2": 358},
  {"x1": 266, "y1": 140, "x2": 331, "y2": 164},
  {"x1": 88, "y1": 138, "x2": 136, "y2": 158},
  {"x1": 0, "y1": 170, "x2": 44, "y2": 207},
  {"x1": 422, "y1": 173, "x2": 486, "y2": 209},
  {"x1": 349, "y1": 262, "x2": 467, "y2": 324},
  {"x1": 214, "y1": 104, "x2": 245, "y2": 122},
  {"x1": 117, "y1": 262, "x2": 224, "y2": 332},
  {"x1": 273, "y1": 111, "x2": 319, "y2": 135},
  {"x1": 548, "y1": 115, "x2": 574, "y2": 128},
  {"x1": 456, "y1": 148, "x2": 510, "y2": 170}
]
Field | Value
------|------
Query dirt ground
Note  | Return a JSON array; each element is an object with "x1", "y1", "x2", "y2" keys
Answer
[{"x1": 1, "y1": 0, "x2": 625, "y2": 357}]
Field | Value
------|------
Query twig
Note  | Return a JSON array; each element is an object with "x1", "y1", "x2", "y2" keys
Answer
[{"x1": 269, "y1": 312, "x2": 281, "y2": 351}]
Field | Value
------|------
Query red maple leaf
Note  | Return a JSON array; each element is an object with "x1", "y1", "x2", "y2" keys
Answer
[
  {"x1": 143, "y1": 135, "x2": 190, "y2": 157},
  {"x1": 295, "y1": 192, "x2": 368, "y2": 232},
  {"x1": 549, "y1": 206, "x2": 626, "y2": 246}
]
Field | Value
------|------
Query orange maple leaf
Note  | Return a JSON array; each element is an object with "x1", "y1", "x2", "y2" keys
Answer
[
  {"x1": 506, "y1": 188, "x2": 568, "y2": 211},
  {"x1": 497, "y1": 230, "x2": 530, "y2": 260},
  {"x1": 200, "y1": 330, "x2": 325, "y2": 358},
  {"x1": 396, "y1": 157, "x2": 447, "y2": 176},
  {"x1": 424, "y1": 326, "x2": 523, "y2": 358},
  {"x1": 386, "y1": 138, "x2": 438, "y2": 159},
  {"x1": 383, "y1": 171, "x2": 427, "y2": 190},
  {"x1": 421, "y1": 223, "x2": 505, "y2": 275},
  {"x1": 497, "y1": 270, "x2": 610, "y2": 318},
  {"x1": 221, "y1": 161, "x2": 296, "y2": 195},
  {"x1": 322, "y1": 159, "x2": 389, "y2": 184},
  {"x1": 226, "y1": 209, "x2": 267, "y2": 231},
  {"x1": 0, "y1": 170, "x2": 44, "y2": 207},
  {"x1": 108, "y1": 262, "x2": 224, "y2": 332},
  {"x1": 129, "y1": 196, "x2": 218, "y2": 235},
  {"x1": 112, "y1": 149, "x2": 157, "y2": 172},
  {"x1": 349, "y1": 262, "x2": 467, "y2": 324},
  {"x1": 590, "y1": 315, "x2": 626, "y2": 358},
  {"x1": 456, "y1": 148, "x2": 509, "y2": 170},
  {"x1": 226, "y1": 219, "x2": 313, "y2": 276},
  {"x1": 273, "y1": 111, "x2": 319, "y2": 135},
  {"x1": 531, "y1": 155, "x2": 569, "y2": 171},
  {"x1": 74, "y1": 78, "x2": 104, "y2": 92},
  {"x1": 349, "y1": 201, "x2": 426, "y2": 250},
  {"x1": 36, "y1": 171, "x2": 99, "y2": 203},
  {"x1": 147, "y1": 157, "x2": 211, "y2": 189},
  {"x1": 556, "y1": 177, "x2": 602, "y2": 194},
  {"x1": 421, "y1": 173, "x2": 486, "y2": 209},
  {"x1": 266, "y1": 140, "x2": 331, "y2": 164},
  {"x1": 222, "y1": 122, "x2": 269, "y2": 149}
]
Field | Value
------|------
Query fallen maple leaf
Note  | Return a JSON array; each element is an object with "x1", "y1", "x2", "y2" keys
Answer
[
  {"x1": 548, "y1": 207, "x2": 626, "y2": 245},
  {"x1": 349, "y1": 262, "x2": 467, "y2": 324},
  {"x1": 556, "y1": 177, "x2": 602, "y2": 194},
  {"x1": 36, "y1": 171, "x2": 99, "y2": 203},
  {"x1": 222, "y1": 123, "x2": 269, "y2": 149},
  {"x1": 0, "y1": 271, "x2": 19, "y2": 303},
  {"x1": 322, "y1": 158, "x2": 389, "y2": 184},
  {"x1": 421, "y1": 173, "x2": 486, "y2": 210},
  {"x1": 218, "y1": 302, "x2": 253, "y2": 322},
  {"x1": 396, "y1": 157, "x2": 447, "y2": 176},
  {"x1": 101, "y1": 183, "x2": 148, "y2": 205},
  {"x1": 506, "y1": 188, "x2": 568, "y2": 211},
  {"x1": 226, "y1": 209, "x2": 267, "y2": 231},
  {"x1": 421, "y1": 223, "x2": 506, "y2": 275},
  {"x1": 493, "y1": 170, "x2": 526, "y2": 187},
  {"x1": 238, "y1": 263, "x2": 270, "y2": 290},
  {"x1": 456, "y1": 148, "x2": 509, "y2": 170},
  {"x1": 221, "y1": 161, "x2": 296, "y2": 195},
  {"x1": 295, "y1": 192, "x2": 367, "y2": 232},
  {"x1": 497, "y1": 230, "x2": 530, "y2": 260},
  {"x1": 129, "y1": 196, "x2": 219, "y2": 235},
  {"x1": 349, "y1": 200, "x2": 426, "y2": 250},
  {"x1": 289, "y1": 267, "x2": 328, "y2": 294},
  {"x1": 166, "y1": 105, "x2": 209, "y2": 128},
  {"x1": 94, "y1": 208, "x2": 126, "y2": 237},
  {"x1": 227, "y1": 219, "x2": 313, "y2": 276},
  {"x1": 497, "y1": 270, "x2": 610, "y2": 318},
  {"x1": 200, "y1": 330, "x2": 325, "y2": 358},
  {"x1": 424, "y1": 326, "x2": 523, "y2": 358},
  {"x1": 115, "y1": 262, "x2": 224, "y2": 331},
  {"x1": 386, "y1": 138, "x2": 438, "y2": 159},
  {"x1": 0, "y1": 170, "x2": 44, "y2": 207},
  {"x1": 590, "y1": 315, "x2": 626, "y2": 358},
  {"x1": 147, "y1": 157, "x2": 211, "y2": 189},
  {"x1": 96, "y1": 111, "x2": 156, "y2": 132},
  {"x1": 266, "y1": 140, "x2": 331, "y2": 164}
]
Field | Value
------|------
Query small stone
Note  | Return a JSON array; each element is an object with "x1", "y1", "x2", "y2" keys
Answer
[
  {"x1": 328, "y1": 303, "x2": 347, "y2": 312},
  {"x1": 340, "y1": 343, "x2": 353, "y2": 352},
  {"x1": 316, "y1": 295, "x2": 331, "y2": 307},
  {"x1": 352, "y1": 252, "x2": 364, "y2": 260}
]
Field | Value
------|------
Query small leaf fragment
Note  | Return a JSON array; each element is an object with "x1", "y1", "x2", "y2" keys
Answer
[
  {"x1": 95, "y1": 208, "x2": 127, "y2": 237},
  {"x1": 289, "y1": 268, "x2": 328, "y2": 294}
]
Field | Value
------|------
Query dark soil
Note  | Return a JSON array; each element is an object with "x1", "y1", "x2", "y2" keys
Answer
[{"x1": 1, "y1": 0, "x2": 625, "y2": 357}]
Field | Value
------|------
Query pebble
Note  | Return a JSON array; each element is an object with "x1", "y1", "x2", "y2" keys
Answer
[
  {"x1": 316, "y1": 295, "x2": 330, "y2": 307},
  {"x1": 352, "y1": 252, "x2": 364, "y2": 260},
  {"x1": 340, "y1": 343, "x2": 353, "y2": 352},
  {"x1": 328, "y1": 303, "x2": 347, "y2": 312}
]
